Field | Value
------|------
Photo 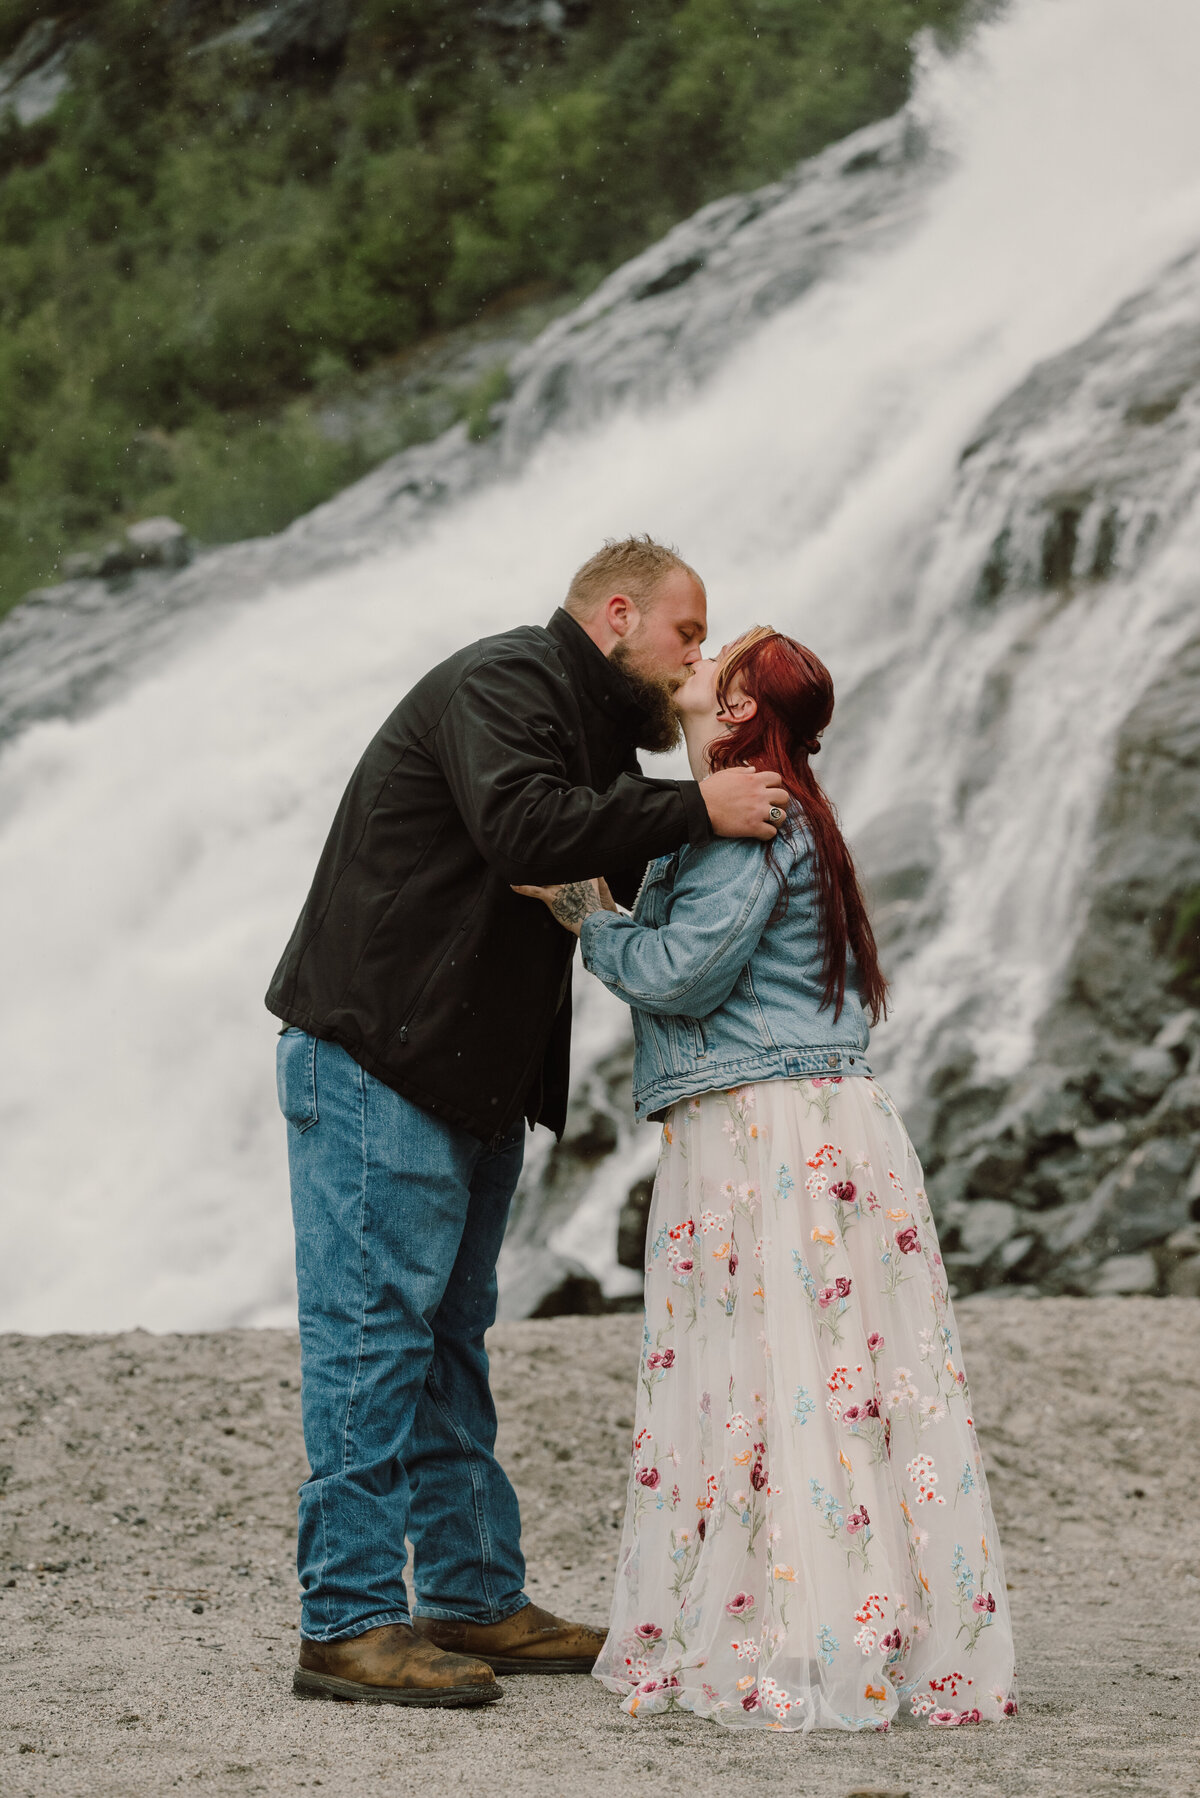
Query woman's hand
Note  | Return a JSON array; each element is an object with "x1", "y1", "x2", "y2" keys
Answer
[{"x1": 512, "y1": 876, "x2": 614, "y2": 936}]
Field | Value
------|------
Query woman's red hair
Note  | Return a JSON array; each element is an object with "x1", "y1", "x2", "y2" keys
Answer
[{"x1": 709, "y1": 629, "x2": 888, "y2": 1026}]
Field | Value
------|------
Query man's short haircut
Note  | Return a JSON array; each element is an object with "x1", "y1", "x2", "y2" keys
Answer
[{"x1": 564, "y1": 534, "x2": 702, "y2": 619}]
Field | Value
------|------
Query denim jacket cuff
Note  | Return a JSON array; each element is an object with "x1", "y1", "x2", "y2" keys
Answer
[{"x1": 579, "y1": 908, "x2": 618, "y2": 970}]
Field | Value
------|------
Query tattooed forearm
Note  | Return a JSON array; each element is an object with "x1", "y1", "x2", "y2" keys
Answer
[{"x1": 551, "y1": 880, "x2": 603, "y2": 931}]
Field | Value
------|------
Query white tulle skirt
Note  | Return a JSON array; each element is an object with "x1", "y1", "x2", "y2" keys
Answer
[{"x1": 594, "y1": 1076, "x2": 1017, "y2": 1733}]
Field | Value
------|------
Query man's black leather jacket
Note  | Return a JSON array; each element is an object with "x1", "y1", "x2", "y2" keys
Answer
[{"x1": 265, "y1": 609, "x2": 712, "y2": 1145}]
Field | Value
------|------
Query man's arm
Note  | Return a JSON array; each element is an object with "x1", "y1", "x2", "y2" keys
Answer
[
  {"x1": 433, "y1": 654, "x2": 704, "y2": 885},
  {"x1": 433, "y1": 653, "x2": 790, "y2": 886}
]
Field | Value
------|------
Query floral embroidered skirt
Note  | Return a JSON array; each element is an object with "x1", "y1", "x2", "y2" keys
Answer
[{"x1": 593, "y1": 1076, "x2": 1018, "y2": 1733}]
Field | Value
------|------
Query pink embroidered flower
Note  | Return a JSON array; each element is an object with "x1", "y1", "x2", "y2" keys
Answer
[
  {"x1": 829, "y1": 1180, "x2": 857, "y2": 1203},
  {"x1": 867, "y1": 1331, "x2": 885, "y2": 1353},
  {"x1": 929, "y1": 1708, "x2": 960, "y2": 1726},
  {"x1": 895, "y1": 1225, "x2": 921, "y2": 1254},
  {"x1": 635, "y1": 1622, "x2": 663, "y2": 1641},
  {"x1": 835, "y1": 1275, "x2": 852, "y2": 1299},
  {"x1": 741, "y1": 1688, "x2": 761, "y2": 1711},
  {"x1": 659, "y1": 1348, "x2": 676, "y2": 1369},
  {"x1": 725, "y1": 1592, "x2": 756, "y2": 1617},
  {"x1": 646, "y1": 1351, "x2": 662, "y2": 1369},
  {"x1": 845, "y1": 1505, "x2": 870, "y2": 1534},
  {"x1": 818, "y1": 1285, "x2": 837, "y2": 1308},
  {"x1": 676, "y1": 1258, "x2": 694, "y2": 1276},
  {"x1": 971, "y1": 1592, "x2": 997, "y2": 1614},
  {"x1": 728, "y1": 1250, "x2": 739, "y2": 1275},
  {"x1": 1003, "y1": 1698, "x2": 1019, "y2": 1716},
  {"x1": 636, "y1": 1466, "x2": 660, "y2": 1490}
]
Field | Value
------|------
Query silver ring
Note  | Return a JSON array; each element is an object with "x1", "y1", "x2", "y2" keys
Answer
[{"x1": 768, "y1": 805, "x2": 785, "y2": 824}]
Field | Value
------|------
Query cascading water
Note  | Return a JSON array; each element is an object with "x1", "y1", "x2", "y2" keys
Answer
[{"x1": 3, "y1": 0, "x2": 1200, "y2": 1331}]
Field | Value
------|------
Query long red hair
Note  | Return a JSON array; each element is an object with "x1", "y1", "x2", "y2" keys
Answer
[{"x1": 708, "y1": 628, "x2": 888, "y2": 1025}]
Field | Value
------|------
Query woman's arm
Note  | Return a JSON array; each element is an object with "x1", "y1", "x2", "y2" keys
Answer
[{"x1": 577, "y1": 836, "x2": 792, "y2": 1018}]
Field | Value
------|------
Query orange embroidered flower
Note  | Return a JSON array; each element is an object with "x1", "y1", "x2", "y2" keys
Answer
[
  {"x1": 839, "y1": 1451, "x2": 853, "y2": 1473},
  {"x1": 811, "y1": 1227, "x2": 835, "y2": 1246},
  {"x1": 865, "y1": 1684, "x2": 887, "y2": 1702},
  {"x1": 886, "y1": 1207, "x2": 909, "y2": 1221},
  {"x1": 713, "y1": 1241, "x2": 730, "y2": 1259},
  {"x1": 732, "y1": 1449, "x2": 752, "y2": 1466},
  {"x1": 773, "y1": 1565, "x2": 796, "y2": 1581}
]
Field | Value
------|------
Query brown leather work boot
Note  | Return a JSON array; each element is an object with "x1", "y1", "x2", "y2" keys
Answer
[
  {"x1": 294, "y1": 1622, "x2": 502, "y2": 1707},
  {"x1": 412, "y1": 1602, "x2": 606, "y2": 1674}
]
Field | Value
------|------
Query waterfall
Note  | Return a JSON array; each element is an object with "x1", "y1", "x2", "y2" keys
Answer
[{"x1": 3, "y1": 0, "x2": 1200, "y2": 1330}]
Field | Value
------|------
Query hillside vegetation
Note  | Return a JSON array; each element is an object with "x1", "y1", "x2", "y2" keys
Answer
[{"x1": 0, "y1": 0, "x2": 971, "y2": 615}]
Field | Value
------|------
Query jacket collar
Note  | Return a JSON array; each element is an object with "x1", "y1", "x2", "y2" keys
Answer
[{"x1": 545, "y1": 606, "x2": 652, "y2": 742}]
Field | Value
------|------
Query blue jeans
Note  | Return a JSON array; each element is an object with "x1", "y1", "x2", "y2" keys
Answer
[{"x1": 277, "y1": 1028, "x2": 528, "y2": 1642}]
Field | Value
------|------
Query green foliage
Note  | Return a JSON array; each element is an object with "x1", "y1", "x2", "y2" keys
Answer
[
  {"x1": 0, "y1": 0, "x2": 973, "y2": 615},
  {"x1": 1168, "y1": 890, "x2": 1200, "y2": 1004}
]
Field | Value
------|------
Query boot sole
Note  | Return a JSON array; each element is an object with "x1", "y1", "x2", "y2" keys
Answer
[
  {"x1": 293, "y1": 1668, "x2": 503, "y2": 1707},
  {"x1": 475, "y1": 1654, "x2": 598, "y2": 1675}
]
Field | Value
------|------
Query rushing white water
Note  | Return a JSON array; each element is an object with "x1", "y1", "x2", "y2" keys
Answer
[{"x1": 3, "y1": 0, "x2": 1200, "y2": 1331}]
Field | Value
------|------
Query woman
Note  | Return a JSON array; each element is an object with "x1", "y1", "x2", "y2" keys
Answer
[{"x1": 515, "y1": 627, "x2": 1016, "y2": 1733}]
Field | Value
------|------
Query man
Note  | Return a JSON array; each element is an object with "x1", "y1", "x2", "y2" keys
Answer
[{"x1": 267, "y1": 535, "x2": 788, "y2": 1707}]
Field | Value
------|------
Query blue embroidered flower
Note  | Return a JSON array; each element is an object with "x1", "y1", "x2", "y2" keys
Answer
[{"x1": 792, "y1": 1385, "x2": 815, "y2": 1425}]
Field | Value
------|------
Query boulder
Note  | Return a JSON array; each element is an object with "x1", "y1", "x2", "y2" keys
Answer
[
  {"x1": 1147, "y1": 1073, "x2": 1200, "y2": 1134},
  {"x1": 1048, "y1": 1137, "x2": 1194, "y2": 1258},
  {"x1": 1089, "y1": 1252, "x2": 1159, "y2": 1295},
  {"x1": 956, "y1": 1199, "x2": 1020, "y2": 1262},
  {"x1": 1075, "y1": 1120, "x2": 1127, "y2": 1152},
  {"x1": 964, "y1": 1143, "x2": 1027, "y2": 1200},
  {"x1": 125, "y1": 516, "x2": 192, "y2": 570},
  {"x1": 1155, "y1": 1009, "x2": 1199, "y2": 1056},
  {"x1": 617, "y1": 1176, "x2": 653, "y2": 1272},
  {"x1": 1093, "y1": 1044, "x2": 1178, "y2": 1113}
]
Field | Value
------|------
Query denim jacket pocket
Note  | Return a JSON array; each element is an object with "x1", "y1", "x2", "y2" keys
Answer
[
  {"x1": 664, "y1": 1012, "x2": 706, "y2": 1069},
  {"x1": 277, "y1": 1028, "x2": 319, "y2": 1133}
]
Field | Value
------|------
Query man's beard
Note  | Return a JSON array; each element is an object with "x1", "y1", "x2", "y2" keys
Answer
[{"x1": 611, "y1": 645, "x2": 684, "y2": 754}]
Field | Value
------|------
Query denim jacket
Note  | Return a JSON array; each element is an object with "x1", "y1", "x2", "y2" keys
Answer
[{"x1": 579, "y1": 828, "x2": 871, "y2": 1120}]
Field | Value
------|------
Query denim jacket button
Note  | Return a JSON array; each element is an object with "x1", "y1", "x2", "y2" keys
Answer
[{"x1": 827, "y1": 1054, "x2": 837, "y2": 1068}]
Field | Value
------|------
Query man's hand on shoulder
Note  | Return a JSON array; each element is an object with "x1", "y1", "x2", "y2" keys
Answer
[{"x1": 700, "y1": 767, "x2": 790, "y2": 841}]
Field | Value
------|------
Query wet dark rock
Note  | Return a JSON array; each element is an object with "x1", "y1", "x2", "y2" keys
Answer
[
  {"x1": 1145, "y1": 1073, "x2": 1200, "y2": 1135},
  {"x1": 1089, "y1": 1252, "x2": 1159, "y2": 1296},
  {"x1": 1092, "y1": 1044, "x2": 1178, "y2": 1114},
  {"x1": 617, "y1": 1177, "x2": 653, "y2": 1272},
  {"x1": 529, "y1": 1269, "x2": 606, "y2": 1319},
  {"x1": 947, "y1": 1199, "x2": 1020, "y2": 1265},
  {"x1": 1050, "y1": 1138, "x2": 1195, "y2": 1262},
  {"x1": 963, "y1": 1143, "x2": 1027, "y2": 1201}
]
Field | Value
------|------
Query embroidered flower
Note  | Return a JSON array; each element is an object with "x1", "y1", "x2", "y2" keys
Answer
[
  {"x1": 725, "y1": 1592, "x2": 756, "y2": 1616},
  {"x1": 635, "y1": 1622, "x2": 663, "y2": 1641},
  {"x1": 895, "y1": 1225, "x2": 921, "y2": 1254}
]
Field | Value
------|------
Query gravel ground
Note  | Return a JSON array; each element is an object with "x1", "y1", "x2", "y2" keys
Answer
[{"x1": 1, "y1": 1298, "x2": 1198, "y2": 1798}]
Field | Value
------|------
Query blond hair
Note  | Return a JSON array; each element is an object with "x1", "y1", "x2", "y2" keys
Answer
[{"x1": 564, "y1": 534, "x2": 702, "y2": 619}]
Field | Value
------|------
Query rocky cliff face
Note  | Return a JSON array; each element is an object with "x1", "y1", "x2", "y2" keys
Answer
[{"x1": 511, "y1": 247, "x2": 1200, "y2": 1316}]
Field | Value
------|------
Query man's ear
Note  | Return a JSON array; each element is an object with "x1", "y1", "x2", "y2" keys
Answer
[{"x1": 604, "y1": 592, "x2": 639, "y2": 639}]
